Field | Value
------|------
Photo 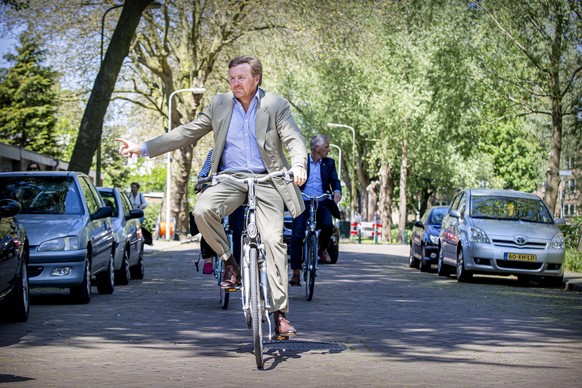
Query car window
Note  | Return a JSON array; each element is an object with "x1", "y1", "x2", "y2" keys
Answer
[
  {"x1": 470, "y1": 195, "x2": 553, "y2": 223},
  {"x1": 0, "y1": 175, "x2": 83, "y2": 215},
  {"x1": 78, "y1": 177, "x2": 100, "y2": 214},
  {"x1": 457, "y1": 193, "x2": 467, "y2": 218},
  {"x1": 120, "y1": 192, "x2": 133, "y2": 216},
  {"x1": 99, "y1": 191, "x2": 118, "y2": 217},
  {"x1": 449, "y1": 193, "x2": 462, "y2": 211}
]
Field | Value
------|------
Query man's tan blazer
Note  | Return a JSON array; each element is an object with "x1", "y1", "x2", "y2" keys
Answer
[{"x1": 146, "y1": 88, "x2": 307, "y2": 217}]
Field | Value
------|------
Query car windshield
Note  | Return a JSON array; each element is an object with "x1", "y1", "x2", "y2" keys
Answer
[
  {"x1": 0, "y1": 176, "x2": 83, "y2": 215},
  {"x1": 428, "y1": 208, "x2": 448, "y2": 225},
  {"x1": 470, "y1": 195, "x2": 553, "y2": 224}
]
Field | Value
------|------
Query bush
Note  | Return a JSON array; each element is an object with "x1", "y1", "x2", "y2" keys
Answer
[{"x1": 565, "y1": 249, "x2": 582, "y2": 273}]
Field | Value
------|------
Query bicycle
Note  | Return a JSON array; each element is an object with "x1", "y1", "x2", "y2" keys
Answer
[
  {"x1": 199, "y1": 169, "x2": 294, "y2": 369},
  {"x1": 300, "y1": 192, "x2": 332, "y2": 301},
  {"x1": 194, "y1": 216, "x2": 233, "y2": 310}
]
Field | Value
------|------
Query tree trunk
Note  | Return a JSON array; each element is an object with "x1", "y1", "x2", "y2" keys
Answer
[
  {"x1": 543, "y1": 5, "x2": 563, "y2": 216},
  {"x1": 397, "y1": 135, "x2": 408, "y2": 244},
  {"x1": 366, "y1": 181, "x2": 379, "y2": 222},
  {"x1": 378, "y1": 163, "x2": 394, "y2": 243},
  {"x1": 68, "y1": 0, "x2": 155, "y2": 174}
]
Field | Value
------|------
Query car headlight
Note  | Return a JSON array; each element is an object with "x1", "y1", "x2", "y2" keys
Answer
[
  {"x1": 468, "y1": 226, "x2": 490, "y2": 244},
  {"x1": 429, "y1": 235, "x2": 439, "y2": 245},
  {"x1": 38, "y1": 236, "x2": 80, "y2": 251},
  {"x1": 550, "y1": 232, "x2": 565, "y2": 249}
]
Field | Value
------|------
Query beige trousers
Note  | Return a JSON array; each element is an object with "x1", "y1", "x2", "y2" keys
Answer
[{"x1": 193, "y1": 174, "x2": 289, "y2": 313}]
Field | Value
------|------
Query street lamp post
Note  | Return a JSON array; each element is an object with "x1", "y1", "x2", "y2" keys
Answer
[
  {"x1": 329, "y1": 143, "x2": 342, "y2": 180},
  {"x1": 327, "y1": 123, "x2": 356, "y2": 223},
  {"x1": 97, "y1": 1, "x2": 162, "y2": 185},
  {"x1": 165, "y1": 88, "x2": 206, "y2": 240}
]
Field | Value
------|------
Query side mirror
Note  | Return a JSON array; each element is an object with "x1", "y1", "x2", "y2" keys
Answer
[
  {"x1": 91, "y1": 206, "x2": 113, "y2": 221},
  {"x1": 128, "y1": 209, "x2": 144, "y2": 220},
  {"x1": 449, "y1": 209, "x2": 461, "y2": 219},
  {"x1": 0, "y1": 199, "x2": 22, "y2": 218},
  {"x1": 555, "y1": 217, "x2": 566, "y2": 225},
  {"x1": 414, "y1": 220, "x2": 424, "y2": 228}
]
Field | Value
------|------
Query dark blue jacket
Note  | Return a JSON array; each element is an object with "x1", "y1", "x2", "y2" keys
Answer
[{"x1": 300, "y1": 156, "x2": 342, "y2": 218}]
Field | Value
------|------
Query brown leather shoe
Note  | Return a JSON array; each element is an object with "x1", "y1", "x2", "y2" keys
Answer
[
  {"x1": 220, "y1": 264, "x2": 240, "y2": 288},
  {"x1": 274, "y1": 311, "x2": 296, "y2": 336},
  {"x1": 318, "y1": 249, "x2": 331, "y2": 264}
]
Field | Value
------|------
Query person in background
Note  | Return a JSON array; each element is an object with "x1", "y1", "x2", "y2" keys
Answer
[
  {"x1": 115, "y1": 55, "x2": 307, "y2": 337},
  {"x1": 27, "y1": 162, "x2": 41, "y2": 171},
  {"x1": 289, "y1": 134, "x2": 342, "y2": 286},
  {"x1": 129, "y1": 182, "x2": 147, "y2": 223}
]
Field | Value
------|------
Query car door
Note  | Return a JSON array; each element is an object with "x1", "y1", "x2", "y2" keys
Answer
[
  {"x1": 119, "y1": 191, "x2": 140, "y2": 263},
  {"x1": 78, "y1": 177, "x2": 113, "y2": 272},
  {"x1": 441, "y1": 192, "x2": 464, "y2": 263},
  {"x1": 0, "y1": 206, "x2": 19, "y2": 296}
]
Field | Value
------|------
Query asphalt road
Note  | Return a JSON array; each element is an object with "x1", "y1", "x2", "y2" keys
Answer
[{"x1": 1, "y1": 241, "x2": 581, "y2": 387}]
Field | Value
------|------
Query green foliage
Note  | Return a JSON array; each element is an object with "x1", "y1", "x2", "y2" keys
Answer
[
  {"x1": 0, "y1": 29, "x2": 59, "y2": 154},
  {"x1": 480, "y1": 121, "x2": 544, "y2": 191},
  {"x1": 565, "y1": 249, "x2": 582, "y2": 273},
  {"x1": 142, "y1": 202, "x2": 159, "y2": 234}
]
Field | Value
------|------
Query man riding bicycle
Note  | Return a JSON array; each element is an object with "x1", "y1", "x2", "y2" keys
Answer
[{"x1": 289, "y1": 134, "x2": 342, "y2": 286}]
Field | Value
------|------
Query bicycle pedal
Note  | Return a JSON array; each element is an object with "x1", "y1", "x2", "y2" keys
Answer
[
  {"x1": 222, "y1": 286, "x2": 240, "y2": 292},
  {"x1": 271, "y1": 334, "x2": 291, "y2": 341}
]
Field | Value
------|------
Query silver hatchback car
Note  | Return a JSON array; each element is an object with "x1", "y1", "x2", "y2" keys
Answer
[
  {"x1": 0, "y1": 172, "x2": 116, "y2": 303},
  {"x1": 438, "y1": 189, "x2": 565, "y2": 286}
]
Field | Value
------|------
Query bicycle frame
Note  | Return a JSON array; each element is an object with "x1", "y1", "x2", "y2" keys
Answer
[
  {"x1": 301, "y1": 192, "x2": 330, "y2": 301},
  {"x1": 200, "y1": 169, "x2": 294, "y2": 369}
]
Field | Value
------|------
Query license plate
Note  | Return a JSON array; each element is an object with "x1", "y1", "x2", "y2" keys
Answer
[{"x1": 504, "y1": 253, "x2": 536, "y2": 262}]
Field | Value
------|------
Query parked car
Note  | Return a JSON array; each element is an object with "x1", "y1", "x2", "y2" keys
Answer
[
  {"x1": 0, "y1": 199, "x2": 30, "y2": 322},
  {"x1": 438, "y1": 189, "x2": 565, "y2": 286},
  {"x1": 97, "y1": 187, "x2": 145, "y2": 284},
  {"x1": 283, "y1": 211, "x2": 340, "y2": 264},
  {"x1": 409, "y1": 205, "x2": 449, "y2": 272},
  {"x1": 0, "y1": 171, "x2": 116, "y2": 303}
]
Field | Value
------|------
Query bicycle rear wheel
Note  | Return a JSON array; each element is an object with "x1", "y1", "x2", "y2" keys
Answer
[
  {"x1": 249, "y1": 247, "x2": 264, "y2": 368},
  {"x1": 305, "y1": 234, "x2": 317, "y2": 301}
]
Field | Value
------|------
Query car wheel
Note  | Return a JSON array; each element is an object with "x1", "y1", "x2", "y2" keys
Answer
[
  {"x1": 130, "y1": 249, "x2": 145, "y2": 280},
  {"x1": 456, "y1": 249, "x2": 472, "y2": 282},
  {"x1": 1, "y1": 253, "x2": 30, "y2": 322},
  {"x1": 71, "y1": 255, "x2": 91, "y2": 304},
  {"x1": 97, "y1": 252, "x2": 115, "y2": 294},
  {"x1": 115, "y1": 247, "x2": 130, "y2": 285},
  {"x1": 408, "y1": 245, "x2": 419, "y2": 268},
  {"x1": 437, "y1": 248, "x2": 449, "y2": 277},
  {"x1": 419, "y1": 245, "x2": 430, "y2": 272}
]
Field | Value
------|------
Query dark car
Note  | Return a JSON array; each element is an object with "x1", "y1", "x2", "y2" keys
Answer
[
  {"x1": 283, "y1": 211, "x2": 340, "y2": 264},
  {"x1": 97, "y1": 187, "x2": 145, "y2": 284},
  {"x1": 0, "y1": 199, "x2": 30, "y2": 322},
  {"x1": 409, "y1": 206, "x2": 449, "y2": 272},
  {"x1": 0, "y1": 171, "x2": 115, "y2": 303}
]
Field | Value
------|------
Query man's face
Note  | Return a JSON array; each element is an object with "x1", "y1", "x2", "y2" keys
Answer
[
  {"x1": 229, "y1": 63, "x2": 259, "y2": 102},
  {"x1": 314, "y1": 140, "x2": 331, "y2": 158}
]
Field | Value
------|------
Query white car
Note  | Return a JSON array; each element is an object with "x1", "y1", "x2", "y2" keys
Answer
[{"x1": 438, "y1": 189, "x2": 565, "y2": 286}]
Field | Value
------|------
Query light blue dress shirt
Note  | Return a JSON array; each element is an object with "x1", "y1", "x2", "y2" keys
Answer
[
  {"x1": 219, "y1": 93, "x2": 267, "y2": 173},
  {"x1": 303, "y1": 155, "x2": 323, "y2": 198}
]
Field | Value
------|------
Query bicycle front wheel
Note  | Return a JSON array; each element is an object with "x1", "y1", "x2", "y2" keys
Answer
[
  {"x1": 216, "y1": 258, "x2": 229, "y2": 309},
  {"x1": 249, "y1": 247, "x2": 264, "y2": 368},
  {"x1": 305, "y1": 233, "x2": 317, "y2": 301}
]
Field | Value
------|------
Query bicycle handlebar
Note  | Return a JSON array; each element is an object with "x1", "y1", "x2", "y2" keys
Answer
[
  {"x1": 197, "y1": 169, "x2": 294, "y2": 186},
  {"x1": 301, "y1": 192, "x2": 332, "y2": 200}
]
